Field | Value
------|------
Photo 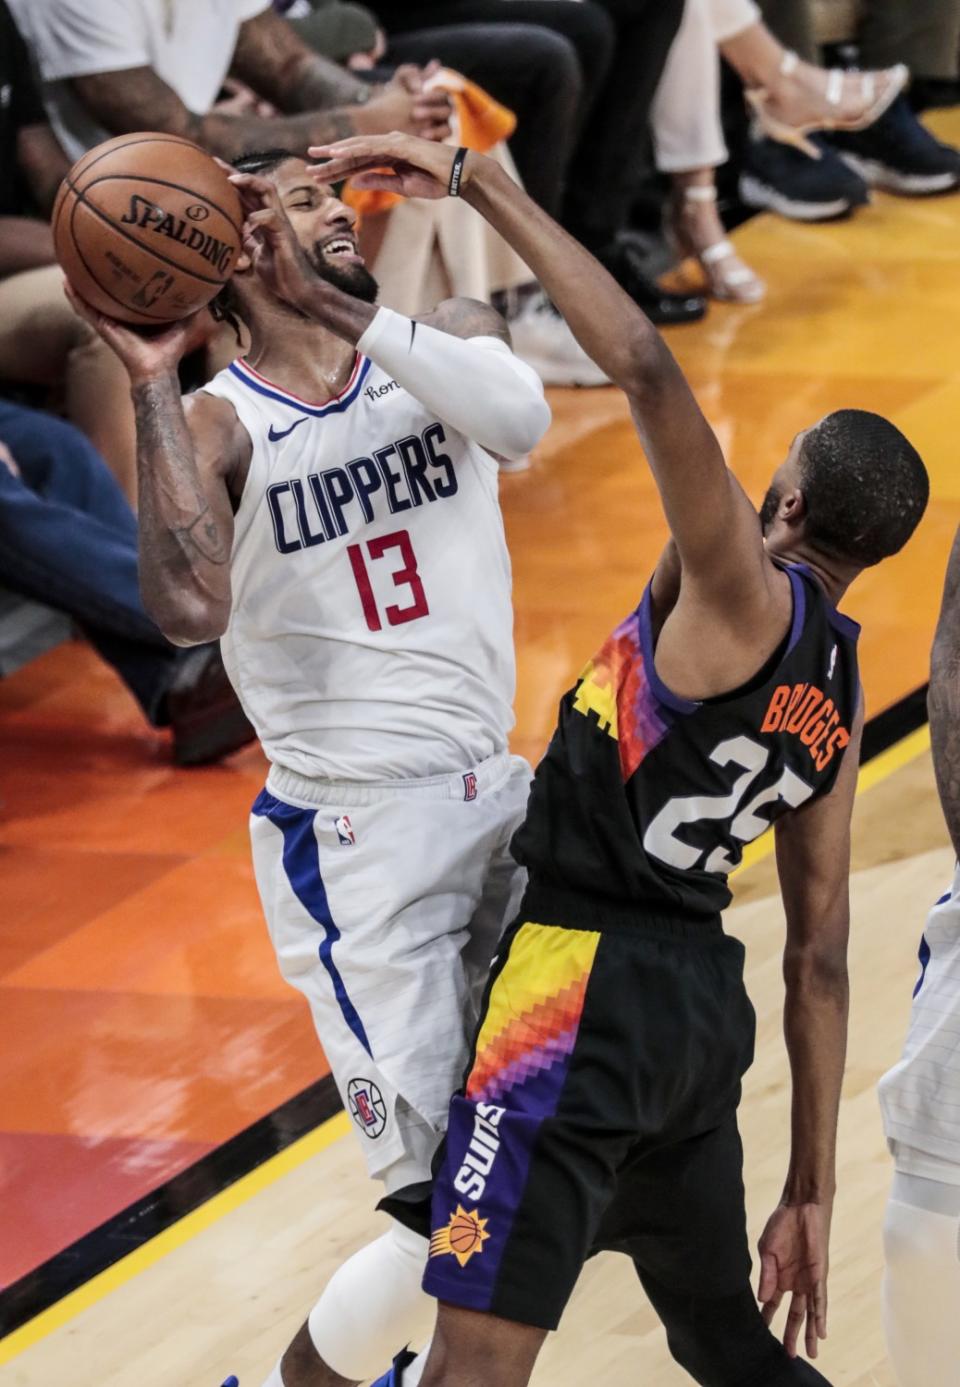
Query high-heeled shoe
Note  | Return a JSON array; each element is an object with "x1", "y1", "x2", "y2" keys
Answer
[
  {"x1": 746, "y1": 52, "x2": 909, "y2": 160},
  {"x1": 666, "y1": 185, "x2": 765, "y2": 305}
]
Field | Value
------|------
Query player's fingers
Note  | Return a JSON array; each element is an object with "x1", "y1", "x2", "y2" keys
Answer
[
  {"x1": 805, "y1": 1298, "x2": 819, "y2": 1360},
  {"x1": 783, "y1": 1292, "x2": 805, "y2": 1358},
  {"x1": 309, "y1": 156, "x2": 387, "y2": 184},
  {"x1": 813, "y1": 1279, "x2": 828, "y2": 1340},
  {"x1": 349, "y1": 172, "x2": 405, "y2": 193},
  {"x1": 759, "y1": 1288, "x2": 782, "y2": 1327},
  {"x1": 757, "y1": 1251, "x2": 779, "y2": 1306}
]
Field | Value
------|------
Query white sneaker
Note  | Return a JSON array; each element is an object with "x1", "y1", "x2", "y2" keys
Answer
[{"x1": 508, "y1": 292, "x2": 610, "y2": 388}]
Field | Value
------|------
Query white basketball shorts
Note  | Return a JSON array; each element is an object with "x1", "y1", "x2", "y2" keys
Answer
[{"x1": 250, "y1": 751, "x2": 532, "y2": 1193}]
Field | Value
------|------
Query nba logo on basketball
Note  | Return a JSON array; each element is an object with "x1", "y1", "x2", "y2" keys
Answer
[
  {"x1": 334, "y1": 814, "x2": 355, "y2": 846},
  {"x1": 463, "y1": 773, "x2": 478, "y2": 802}
]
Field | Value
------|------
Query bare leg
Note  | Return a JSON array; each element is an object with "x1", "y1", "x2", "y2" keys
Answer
[
  {"x1": 720, "y1": 19, "x2": 906, "y2": 130},
  {"x1": 419, "y1": 1305, "x2": 545, "y2": 1387},
  {"x1": 668, "y1": 169, "x2": 765, "y2": 304}
]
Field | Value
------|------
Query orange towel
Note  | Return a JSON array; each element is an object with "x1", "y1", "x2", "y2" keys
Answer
[{"x1": 343, "y1": 70, "x2": 517, "y2": 218}]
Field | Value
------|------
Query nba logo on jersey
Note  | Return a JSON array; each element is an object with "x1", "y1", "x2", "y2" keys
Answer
[
  {"x1": 334, "y1": 814, "x2": 356, "y2": 846},
  {"x1": 463, "y1": 773, "x2": 479, "y2": 802}
]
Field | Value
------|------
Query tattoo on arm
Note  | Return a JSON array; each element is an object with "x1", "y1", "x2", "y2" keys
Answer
[
  {"x1": 72, "y1": 69, "x2": 205, "y2": 142},
  {"x1": 929, "y1": 671, "x2": 960, "y2": 860},
  {"x1": 231, "y1": 10, "x2": 364, "y2": 111},
  {"x1": 72, "y1": 64, "x2": 357, "y2": 162},
  {"x1": 421, "y1": 297, "x2": 512, "y2": 345},
  {"x1": 931, "y1": 529, "x2": 960, "y2": 858},
  {"x1": 131, "y1": 380, "x2": 234, "y2": 642},
  {"x1": 132, "y1": 383, "x2": 230, "y2": 567}
]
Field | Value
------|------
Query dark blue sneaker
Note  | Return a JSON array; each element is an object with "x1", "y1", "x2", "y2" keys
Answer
[
  {"x1": 740, "y1": 133, "x2": 870, "y2": 221},
  {"x1": 826, "y1": 94, "x2": 960, "y2": 193},
  {"x1": 370, "y1": 1349, "x2": 418, "y2": 1386}
]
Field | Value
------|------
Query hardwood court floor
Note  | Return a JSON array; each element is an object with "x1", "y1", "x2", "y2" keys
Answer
[
  {"x1": 2, "y1": 107, "x2": 960, "y2": 1298},
  {"x1": 2, "y1": 739, "x2": 946, "y2": 1385}
]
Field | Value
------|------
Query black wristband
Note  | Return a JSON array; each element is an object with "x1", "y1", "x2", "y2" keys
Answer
[{"x1": 448, "y1": 146, "x2": 468, "y2": 198}]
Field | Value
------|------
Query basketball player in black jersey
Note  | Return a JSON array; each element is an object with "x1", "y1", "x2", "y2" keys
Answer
[{"x1": 235, "y1": 137, "x2": 929, "y2": 1387}]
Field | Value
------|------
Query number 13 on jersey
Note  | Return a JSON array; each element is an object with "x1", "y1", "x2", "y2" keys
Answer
[{"x1": 348, "y1": 530, "x2": 430, "y2": 632}]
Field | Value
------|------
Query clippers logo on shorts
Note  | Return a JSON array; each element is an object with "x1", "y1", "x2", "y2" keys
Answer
[
  {"x1": 430, "y1": 1205, "x2": 490, "y2": 1267},
  {"x1": 347, "y1": 1078, "x2": 387, "y2": 1138},
  {"x1": 463, "y1": 772, "x2": 478, "y2": 802},
  {"x1": 334, "y1": 814, "x2": 356, "y2": 846}
]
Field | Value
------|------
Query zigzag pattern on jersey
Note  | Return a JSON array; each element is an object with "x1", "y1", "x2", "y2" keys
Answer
[
  {"x1": 572, "y1": 610, "x2": 672, "y2": 781},
  {"x1": 465, "y1": 923, "x2": 599, "y2": 1115}
]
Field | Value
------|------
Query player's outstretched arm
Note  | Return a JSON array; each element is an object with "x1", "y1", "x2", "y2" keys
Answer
[
  {"x1": 761, "y1": 698, "x2": 863, "y2": 1360},
  {"x1": 929, "y1": 523, "x2": 960, "y2": 859},
  {"x1": 312, "y1": 134, "x2": 768, "y2": 601},
  {"x1": 231, "y1": 173, "x2": 550, "y2": 462},
  {"x1": 64, "y1": 286, "x2": 248, "y2": 646}
]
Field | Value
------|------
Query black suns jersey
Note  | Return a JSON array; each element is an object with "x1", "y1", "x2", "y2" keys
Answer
[{"x1": 512, "y1": 563, "x2": 861, "y2": 919}]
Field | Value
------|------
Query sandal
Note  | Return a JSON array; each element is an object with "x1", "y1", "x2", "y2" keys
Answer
[
  {"x1": 746, "y1": 51, "x2": 909, "y2": 160},
  {"x1": 667, "y1": 186, "x2": 765, "y2": 305}
]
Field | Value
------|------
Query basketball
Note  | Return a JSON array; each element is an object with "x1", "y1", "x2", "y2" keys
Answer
[{"x1": 53, "y1": 132, "x2": 244, "y2": 327}]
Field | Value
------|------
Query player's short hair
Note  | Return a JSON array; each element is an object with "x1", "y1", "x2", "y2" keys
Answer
[
  {"x1": 210, "y1": 149, "x2": 300, "y2": 336},
  {"x1": 798, "y1": 409, "x2": 929, "y2": 567}
]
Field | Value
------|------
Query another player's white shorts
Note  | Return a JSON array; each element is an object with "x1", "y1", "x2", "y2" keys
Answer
[
  {"x1": 883, "y1": 1158, "x2": 960, "y2": 1387},
  {"x1": 250, "y1": 751, "x2": 531, "y2": 1192}
]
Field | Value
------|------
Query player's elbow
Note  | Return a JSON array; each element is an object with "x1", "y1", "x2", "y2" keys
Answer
[
  {"x1": 148, "y1": 594, "x2": 230, "y2": 647},
  {"x1": 783, "y1": 938, "x2": 850, "y2": 1003},
  {"x1": 494, "y1": 393, "x2": 552, "y2": 461},
  {"x1": 618, "y1": 322, "x2": 672, "y2": 399}
]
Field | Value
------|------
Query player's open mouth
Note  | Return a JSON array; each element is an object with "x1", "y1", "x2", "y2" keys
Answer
[{"x1": 322, "y1": 235, "x2": 363, "y2": 265}]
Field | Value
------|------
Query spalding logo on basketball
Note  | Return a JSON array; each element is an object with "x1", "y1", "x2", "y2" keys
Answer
[
  {"x1": 53, "y1": 132, "x2": 243, "y2": 327},
  {"x1": 347, "y1": 1077, "x2": 388, "y2": 1139}
]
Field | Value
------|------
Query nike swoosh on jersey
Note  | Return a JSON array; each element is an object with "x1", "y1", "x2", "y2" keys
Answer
[{"x1": 268, "y1": 417, "x2": 310, "y2": 442}]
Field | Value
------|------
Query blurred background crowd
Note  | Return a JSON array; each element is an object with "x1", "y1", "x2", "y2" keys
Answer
[{"x1": 2, "y1": 0, "x2": 959, "y2": 762}]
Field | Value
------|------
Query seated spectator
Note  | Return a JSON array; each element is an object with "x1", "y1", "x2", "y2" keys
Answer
[
  {"x1": 313, "y1": 0, "x2": 708, "y2": 326},
  {"x1": 745, "y1": 0, "x2": 960, "y2": 215},
  {"x1": 0, "y1": 0, "x2": 138, "y2": 500},
  {"x1": 651, "y1": 0, "x2": 908, "y2": 296},
  {"x1": 0, "y1": 399, "x2": 254, "y2": 765},
  {"x1": 7, "y1": 0, "x2": 451, "y2": 164},
  {"x1": 10, "y1": 0, "x2": 609, "y2": 386}
]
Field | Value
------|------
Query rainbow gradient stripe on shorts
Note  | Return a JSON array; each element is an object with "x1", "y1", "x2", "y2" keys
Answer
[
  {"x1": 466, "y1": 923, "x2": 599, "y2": 1113},
  {"x1": 425, "y1": 922, "x2": 601, "y2": 1313},
  {"x1": 572, "y1": 607, "x2": 672, "y2": 782}
]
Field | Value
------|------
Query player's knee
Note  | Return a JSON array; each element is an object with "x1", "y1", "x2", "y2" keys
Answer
[{"x1": 307, "y1": 1223, "x2": 433, "y2": 1382}]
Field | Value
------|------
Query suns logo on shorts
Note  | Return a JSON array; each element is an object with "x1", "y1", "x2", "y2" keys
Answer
[{"x1": 429, "y1": 1205, "x2": 490, "y2": 1267}]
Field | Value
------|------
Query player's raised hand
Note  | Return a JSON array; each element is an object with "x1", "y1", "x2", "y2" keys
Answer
[
  {"x1": 229, "y1": 172, "x2": 319, "y2": 314},
  {"x1": 309, "y1": 133, "x2": 476, "y2": 201},
  {"x1": 62, "y1": 278, "x2": 205, "y2": 385},
  {"x1": 757, "y1": 1201, "x2": 831, "y2": 1360}
]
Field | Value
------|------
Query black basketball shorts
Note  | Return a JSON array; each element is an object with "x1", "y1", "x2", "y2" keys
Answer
[{"x1": 422, "y1": 896, "x2": 758, "y2": 1330}]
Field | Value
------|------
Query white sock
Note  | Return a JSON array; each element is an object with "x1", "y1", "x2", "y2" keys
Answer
[{"x1": 260, "y1": 1362, "x2": 285, "y2": 1387}]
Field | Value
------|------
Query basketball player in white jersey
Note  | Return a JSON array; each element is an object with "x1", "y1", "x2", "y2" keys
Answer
[
  {"x1": 66, "y1": 147, "x2": 550, "y2": 1387},
  {"x1": 877, "y1": 521, "x2": 960, "y2": 1387}
]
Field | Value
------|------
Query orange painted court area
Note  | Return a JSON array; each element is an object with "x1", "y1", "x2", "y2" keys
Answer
[{"x1": 4, "y1": 168, "x2": 960, "y2": 1285}]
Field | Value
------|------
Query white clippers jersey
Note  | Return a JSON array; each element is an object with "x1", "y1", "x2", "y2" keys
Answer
[
  {"x1": 879, "y1": 864, "x2": 960, "y2": 1165},
  {"x1": 202, "y1": 353, "x2": 516, "y2": 781}
]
